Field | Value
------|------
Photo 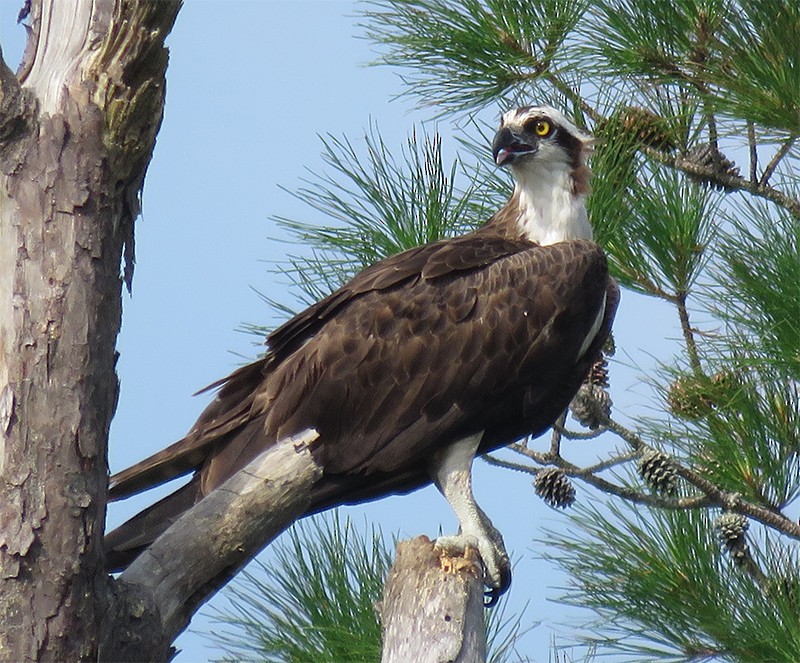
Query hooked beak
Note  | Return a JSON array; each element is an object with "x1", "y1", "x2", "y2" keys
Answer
[{"x1": 492, "y1": 127, "x2": 537, "y2": 167}]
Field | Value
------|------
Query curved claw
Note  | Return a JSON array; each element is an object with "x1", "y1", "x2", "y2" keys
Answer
[{"x1": 484, "y1": 565, "x2": 512, "y2": 607}]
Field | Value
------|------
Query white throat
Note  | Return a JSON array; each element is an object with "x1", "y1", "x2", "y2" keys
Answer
[{"x1": 511, "y1": 161, "x2": 592, "y2": 245}]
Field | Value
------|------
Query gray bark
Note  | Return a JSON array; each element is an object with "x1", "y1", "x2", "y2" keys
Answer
[
  {"x1": 107, "y1": 429, "x2": 322, "y2": 659},
  {"x1": 0, "y1": 1, "x2": 178, "y2": 659},
  {"x1": 380, "y1": 536, "x2": 488, "y2": 663}
]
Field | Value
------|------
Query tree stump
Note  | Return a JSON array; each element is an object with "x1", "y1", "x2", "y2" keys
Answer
[{"x1": 380, "y1": 536, "x2": 487, "y2": 663}]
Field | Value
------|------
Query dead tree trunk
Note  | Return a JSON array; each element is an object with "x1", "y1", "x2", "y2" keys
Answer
[
  {"x1": 0, "y1": 1, "x2": 179, "y2": 659},
  {"x1": 379, "y1": 537, "x2": 488, "y2": 663}
]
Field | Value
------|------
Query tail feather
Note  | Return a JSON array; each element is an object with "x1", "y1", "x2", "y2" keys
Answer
[
  {"x1": 109, "y1": 359, "x2": 270, "y2": 502},
  {"x1": 105, "y1": 478, "x2": 201, "y2": 572}
]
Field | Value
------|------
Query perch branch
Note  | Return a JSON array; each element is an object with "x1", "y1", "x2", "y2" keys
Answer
[
  {"x1": 114, "y1": 429, "x2": 322, "y2": 650},
  {"x1": 380, "y1": 536, "x2": 486, "y2": 663}
]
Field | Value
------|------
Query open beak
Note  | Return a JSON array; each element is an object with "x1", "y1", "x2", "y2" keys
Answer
[{"x1": 492, "y1": 127, "x2": 537, "y2": 167}]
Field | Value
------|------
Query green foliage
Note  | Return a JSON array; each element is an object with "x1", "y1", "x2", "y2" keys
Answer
[
  {"x1": 591, "y1": 162, "x2": 715, "y2": 298},
  {"x1": 268, "y1": 126, "x2": 487, "y2": 309},
  {"x1": 205, "y1": 515, "x2": 389, "y2": 663},
  {"x1": 661, "y1": 371, "x2": 800, "y2": 511},
  {"x1": 363, "y1": 0, "x2": 588, "y2": 112},
  {"x1": 546, "y1": 504, "x2": 800, "y2": 661},
  {"x1": 711, "y1": 202, "x2": 800, "y2": 378},
  {"x1": 585, "y1": 0, "x2": 731, "y2": 83},
  {"x1": 707, "y1": 1, "x2": 800, "y2": 133}
]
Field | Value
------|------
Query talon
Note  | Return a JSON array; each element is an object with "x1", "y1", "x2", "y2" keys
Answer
[{"x1": 483, "y1": 566, "x2": 512, "y2": 607}]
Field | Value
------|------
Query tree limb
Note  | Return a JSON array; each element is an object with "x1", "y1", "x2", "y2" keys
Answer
[
  {"x1": 760, "y1": 136, "x2": 797, "y2": 187},
  {"x1": 109, "y1": 429, "x2": 322, "y2": 656},
  {"x1": 643, "y1": 145, "x2": 800, "y2": 219}
]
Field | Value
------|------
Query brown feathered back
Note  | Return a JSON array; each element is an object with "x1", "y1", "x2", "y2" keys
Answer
[{"x1": 106, "y1": 217, "x2": 617, "y2": 570}]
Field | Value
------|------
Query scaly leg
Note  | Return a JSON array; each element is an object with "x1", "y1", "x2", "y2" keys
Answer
[{"x1": 431, "y1": 433, "x2": 511, "y2": 605}]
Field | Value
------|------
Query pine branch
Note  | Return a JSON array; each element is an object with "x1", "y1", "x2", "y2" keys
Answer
[
  {"x1": 491, "y1": 443, "x2": 711, "y2": 511},
  {"x1": 599, "y1": 414, "x2": 800, "y2": 541},
  {"x1": 676, "y1": 291, "x2": 702, "y2": 375},
  {"x1": 543, "y1": 66, "x2": 800, "y2": 219},
  {"x1": 642, "y1": 144, "x2": 800, "y2": 219},
  {"x1": 747, "y1": 122, "x2": 758, "y2": 183},
  {"x1": 760, "y1": 136, "x2": 797, "y2": 187}
]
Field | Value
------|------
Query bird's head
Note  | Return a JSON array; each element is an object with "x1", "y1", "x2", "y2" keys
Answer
[
  {"x1": 489, "y1": 106, "x2": 595, "y2": 244},
  {"x1": 492, "y1": 106, "x2": 593, "y2": 183}
]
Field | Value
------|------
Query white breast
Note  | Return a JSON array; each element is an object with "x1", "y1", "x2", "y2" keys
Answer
[{"x1": 512, "y1": 160, "x2": 592, "y2": 245}]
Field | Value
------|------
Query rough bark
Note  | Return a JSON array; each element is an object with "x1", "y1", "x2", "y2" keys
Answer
[
  {"x1": 0, "y1": 1, "x2": 179, "y2": 660},
  {"x1": 380, "y1": 536, "x2": 488, "y2": 663}
]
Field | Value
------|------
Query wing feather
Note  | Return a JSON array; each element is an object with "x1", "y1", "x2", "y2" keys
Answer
[{"x1": 109, "y1": 235, "x2": 612, "y2": 513}]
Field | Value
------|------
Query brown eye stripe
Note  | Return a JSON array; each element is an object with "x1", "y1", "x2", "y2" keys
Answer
[{"x1": 553, "y1": 126, "x2": 583, "y2": 170}]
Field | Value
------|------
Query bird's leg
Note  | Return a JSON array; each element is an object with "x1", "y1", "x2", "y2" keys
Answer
[{"x1": 431, "y1": 433, "x2": 511, "y2": 605}]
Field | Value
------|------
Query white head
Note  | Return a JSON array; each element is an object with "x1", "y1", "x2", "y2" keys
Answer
[{"x1": 492, "y1": 105, "x2": 594, "y2": 245}]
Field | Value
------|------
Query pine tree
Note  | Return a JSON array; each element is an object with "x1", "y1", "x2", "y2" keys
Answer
[{"x1": 214, "y1": 1, "x2": 800, "y2": 659}]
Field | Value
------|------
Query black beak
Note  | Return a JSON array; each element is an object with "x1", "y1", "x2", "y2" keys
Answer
[{"x1": 492, "y1": 127, "x2": 537, "y2": 167}]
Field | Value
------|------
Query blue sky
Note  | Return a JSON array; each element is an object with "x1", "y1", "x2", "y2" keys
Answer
[{"x1": 1, "y1": 2, "x2": 679, "y2": 660}]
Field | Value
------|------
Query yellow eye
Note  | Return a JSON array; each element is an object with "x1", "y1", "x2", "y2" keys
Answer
[{"x1": 534, "y1": 120, "x2": 551, "y2": 137}]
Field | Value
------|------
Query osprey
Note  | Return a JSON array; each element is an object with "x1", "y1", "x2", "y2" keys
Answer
[{"x1": 106, "y1": 106, "x2": 618, "y2": 602}]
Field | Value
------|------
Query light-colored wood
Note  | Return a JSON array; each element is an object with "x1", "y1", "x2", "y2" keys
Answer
[
  {"x1": 117, "y1": 429, "x2": 322, "y2": 647},
  {"x1": 380, "y1": 536, "x2": 488, "y2": 663}
]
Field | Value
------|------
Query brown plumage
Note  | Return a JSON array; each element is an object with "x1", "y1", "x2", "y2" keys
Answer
[{"x1": 106, "y1": 106, "x2": 619, "y2": 598}]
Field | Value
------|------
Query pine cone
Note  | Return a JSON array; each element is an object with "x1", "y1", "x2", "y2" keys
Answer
[
  {"x1": 618, "y1": 106, "x2": 677, "y2": 152},
  {"x1": 590, "y1": 356, "x2": 610, "y2": 389},
  {"x1": 637, "y1": 447, "x2": 677, "y2": 495},
  {"x1": 686, "y1": 144, "x2": 739, "y2": 191},
  {"x1": 534, "y1": 468, "x2": 576, "y2": 508},
  {"x1": 667, "y1": 376, "x2": 714, "y2": 420},
  {"x1": 667, "y1": 372, "x2": 739, "y2": 420},
  {"x1": 714, "y1": 512, "x2": 749, "y2": 564},
  {"x1": 570, "y1": 383, "x2": 612, "y2": 429}
]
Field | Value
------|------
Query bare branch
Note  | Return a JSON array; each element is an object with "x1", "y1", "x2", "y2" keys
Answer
[
  {"x1": 747, "y1": 122, "x2": 758, "y2": 183},
  {"x1": 115, "y1": 429, "x2": 322, "y2": 649},
  {"x1": 553, "y1": 422, "x2": 608, "y2": 440},
  {"x1": 760, "y1": 136, "x2": 797, "y2": 187},
  {"x1": 482, "y1": 453, "x2": 537, "y2": 476},
  {"x1": 579, "y1": 451, "x2": 640, "y2": 475}
]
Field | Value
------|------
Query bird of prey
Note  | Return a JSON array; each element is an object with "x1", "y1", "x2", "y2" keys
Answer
[{"x1": 106, "y1": 106, "x2": 618, "y2": 602}]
